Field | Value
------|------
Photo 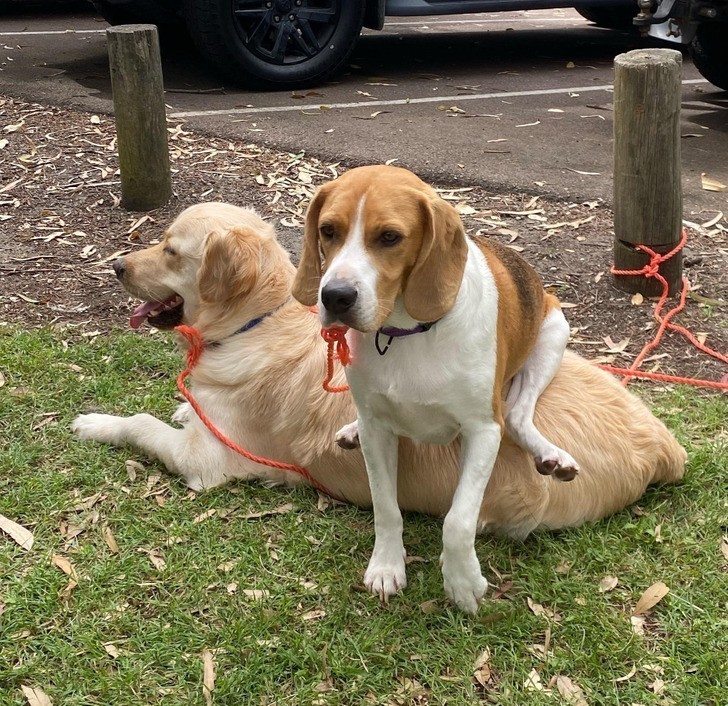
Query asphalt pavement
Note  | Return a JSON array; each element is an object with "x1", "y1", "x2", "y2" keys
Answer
[{"x1": 1, "y1": 5, "x2": 727, "y2": 215}]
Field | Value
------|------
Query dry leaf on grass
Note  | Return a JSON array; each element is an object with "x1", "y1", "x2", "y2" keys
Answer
[
  {"x1": 193, "y1": 509, "x2": 217, "y2": 524},
  {"x1": 51, "y1": 554, "x2": 78, "y2": 580},
  {"x1": 556, "y1": 675, "x2": 588, "y2": 705},
  {"x1": 202, "y1": 648, "x2": 215, "y2": 706},
  {"x1": 242, "y1": 503, "x2": 295, "y2": 520},
  {"x1": 598, "y1": 575, "x2": 618, "y2": 593},
  {"x1": 630, "y1": 615, "x2": 646, "y2": 635},
  {"x1": 633, "y1": 581, "x2": 669, "y2": 615},
  {"x1": 103, "y1": 525, "x2": 119, "y2": 554},
  {"x1": 524, "y1": 668, "x2": 544, "y2": 691},
  {"x1": 419, "y1": 599, "x2": 439, "y2": 614},
  {"x1": 302, "y1": 609, "x2": 326, "y2": 621},
  {"x1": 243, "y1": 589, "x2": 269, "y2": 601},
  {"x1": 125, "y1": 459, "x2": 143, "y2": 481},
  {"x1": 21, "y1": 686, "x2": 53, "y2": 706},
  {"x1": 103, "y1": 642, "x2": 120, "y2": 658},
  {"x1": 527, "y1": 597, "x2": 560, "y2": 620},
  {"x1": 472, "y1": 648, "x2": 492, "y2": 687},
  {"x1": 0, "y1": 513, "x2": 34, "y2": 551},
  {"x1": 147, "y1": 549, "x2": 166, "y2": 572},
  {"x1": 614, "y1": 665, "x2": 637, "y2": 683}
]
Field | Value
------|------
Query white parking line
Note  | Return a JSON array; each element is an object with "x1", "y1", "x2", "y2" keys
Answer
[
  {"x1": 0, "y1": 29, "x2": 105, "y2": 36},
  {"x1": 170, "y1": 80, "x2": 707, "y2": 119},
  {"x1": 384, "y1": 18, "x2": 586, "y2": 26}
]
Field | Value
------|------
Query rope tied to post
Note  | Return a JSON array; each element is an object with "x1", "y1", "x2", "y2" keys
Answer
[{"x1": 597, "y1": 229, "x2": 728, "y2": 390}]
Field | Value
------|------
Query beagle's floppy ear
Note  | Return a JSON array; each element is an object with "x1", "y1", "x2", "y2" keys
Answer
[
  {"x1": 198, "y1": 227, "x2": 261, "y2": 305},
  {"x1": 403, "y1": 196, "x2": 468, "y2": 322},
  {"x1": 292, "y1": 182, "x2": 331, "y2": 306}
]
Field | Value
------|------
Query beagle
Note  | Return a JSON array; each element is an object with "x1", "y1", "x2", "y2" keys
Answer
[{"x1": 292, "y1": 165, "x2": 579, "y2": 613}]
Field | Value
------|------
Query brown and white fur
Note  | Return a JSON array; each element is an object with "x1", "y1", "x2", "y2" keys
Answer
[
  {"x1": 72, "y1": 202, "x2": 686, "y2": 587},
  {"x1": 292, "y1": 166, "x2": 627, "y2": 612}
]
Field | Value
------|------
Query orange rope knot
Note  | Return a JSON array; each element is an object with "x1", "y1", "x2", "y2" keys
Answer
[
  {"x1": 601, "y1": 229, "x2": 728, "y2": 391},
  {"x1": 320, "y1": 325, "x2": 351, "y2": 393}
]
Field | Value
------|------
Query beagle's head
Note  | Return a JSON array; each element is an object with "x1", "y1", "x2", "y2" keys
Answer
[{"x1": 292, "y1": 165, "x2": 468, "y2": 332}]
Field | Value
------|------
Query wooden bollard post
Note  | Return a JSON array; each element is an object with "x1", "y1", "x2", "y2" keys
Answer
[
  {"x1": 613, "y1": 49, "x2": 683, "y2": 296},
  {"x1": 107, "y1": 24, "x2": 171, "y2": 211}
]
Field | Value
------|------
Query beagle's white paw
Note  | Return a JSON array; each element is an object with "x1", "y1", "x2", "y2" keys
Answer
[
  {"x1": 335, "y1": 420, "x2": 360, "y2": 450},
  {"x1": 364, "y1": 545, "x2": 407, "y2": 603},
  {"x1": 441, "y1": 550, "x2": 488, "y2": 614},
  {"x1": 535, "y1": 445, "x2": 580, "y2": 482}
]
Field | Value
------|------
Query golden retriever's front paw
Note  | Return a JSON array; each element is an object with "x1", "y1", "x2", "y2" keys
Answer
[
  {"x1": 72, "y1": 413, "x2": 124, "y2": 446},
  {"x1": 171, "y1": 402, "x2": 193, "y2": 426}
]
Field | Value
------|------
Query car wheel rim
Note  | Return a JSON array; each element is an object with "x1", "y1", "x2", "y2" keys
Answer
[{"x1": 233, "y1": 0, "x2": 341, "y2": 65}]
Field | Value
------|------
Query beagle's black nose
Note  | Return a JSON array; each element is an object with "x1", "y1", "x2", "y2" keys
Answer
[
  {"x1": 321, "y1": 281, "x2": 358, "y2": 316},
  {"x1": 112, "y1": 257, "x2": 126, "y2": 280}
]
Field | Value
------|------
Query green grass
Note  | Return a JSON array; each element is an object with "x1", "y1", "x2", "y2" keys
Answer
[{"x1": 0, "y1": 327, "x2": 726, "y2": 705}]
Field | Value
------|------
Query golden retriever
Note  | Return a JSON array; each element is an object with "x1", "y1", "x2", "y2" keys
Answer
[{"x1": 72, "y1": 202, "x2": 686, "y2": 539}]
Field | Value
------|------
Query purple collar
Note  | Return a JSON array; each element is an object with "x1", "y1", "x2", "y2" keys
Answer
[
  {"x1": 375, "y1": 319, "x2": 439, "y2": 355},
  {"x1": 378, "y1": 321, "x2": 437, "y2": 337}
]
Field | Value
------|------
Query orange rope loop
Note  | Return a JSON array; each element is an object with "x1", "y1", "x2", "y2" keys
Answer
[
  {"x1": 174, "y1": 325, "x2": 339, "y2": 499},
  {"x1": 597, "y1": 229, "x2": 728, "y2": 390}
]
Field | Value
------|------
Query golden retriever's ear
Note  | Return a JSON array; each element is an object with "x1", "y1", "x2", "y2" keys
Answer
[
  {"x1": 198, "y1": 227, "x2": 261, "y2": 305},
  {"x1": 403, "y1": 197, "x2": 468, "y2": 322},
  {"x1": 292, "y1": 183, "x2": 330, "y2": 306}
]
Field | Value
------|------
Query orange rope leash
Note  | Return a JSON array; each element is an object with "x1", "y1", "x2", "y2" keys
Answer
[
  {"x1": 174, "y1": 324, "x2": 340, "y2": 499},
  {"x1": 320, "y1": 325, "x2": 351, "y2": 393},
  {"x1": 597, "y1": 229, "x2": 728, "y2": 390}
]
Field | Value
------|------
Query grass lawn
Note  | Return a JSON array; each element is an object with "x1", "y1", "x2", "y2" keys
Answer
[{"x1": 1, "y1": 326, "x2": 726, "y2": 705}]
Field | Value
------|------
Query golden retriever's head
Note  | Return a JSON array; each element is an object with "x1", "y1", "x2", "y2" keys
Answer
[
  {"x1": 115, "y1": 203, "x2": 292, "y2": 332},
  {"x1": 291, "y1": 165, "x2": 468, "y2": 332}
]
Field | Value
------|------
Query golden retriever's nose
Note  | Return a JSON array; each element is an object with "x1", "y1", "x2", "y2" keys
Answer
[
  {"x1": 112, "y1": 257, "x2": 126, "y2": 281},
  {"x1": 321, "y1": 281, "x2": 358, "y2": 317}
]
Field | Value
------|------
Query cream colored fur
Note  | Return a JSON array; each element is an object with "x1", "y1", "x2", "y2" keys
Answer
[{"x1": 72, "y1": 202, "x2": 686, "y2": 540}]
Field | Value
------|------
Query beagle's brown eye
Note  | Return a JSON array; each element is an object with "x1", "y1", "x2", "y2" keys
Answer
[
  {"x1": 379, "y1": 231, "x2": 402, "y2": 247},
  {"x1": 319, "y1": 224, "x2": 336, "y2": 240}
]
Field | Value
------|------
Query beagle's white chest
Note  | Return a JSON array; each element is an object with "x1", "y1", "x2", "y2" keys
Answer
[{"x1": 345, "y1": 243, "x2": 499, "y2": 444}]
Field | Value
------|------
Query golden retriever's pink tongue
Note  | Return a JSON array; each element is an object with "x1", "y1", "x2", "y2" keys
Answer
[{"x1": 130, "y1": 301, "x2": 158, "y2": 330}]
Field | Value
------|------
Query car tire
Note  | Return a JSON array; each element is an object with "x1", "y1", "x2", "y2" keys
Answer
[
  {"x1": 183, "y1": 0, "x2": 365, "y2": 90},
  {"x1": 689, "y1": 23, "x2": 728, "y2": 91},
  {"x1": 575, "y1": 5, "x2": 636, "y2": 30}
]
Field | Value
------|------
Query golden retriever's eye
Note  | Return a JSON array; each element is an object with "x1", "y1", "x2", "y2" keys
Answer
[
  {"x1": 379, "y1": 230, "x2": 402, "y2": 247},
  {"x1": 163, "y1": 246, "x2": 177, "y2": 256},
  {"x1": 319, "y1": 224, "x2": 335, "y2": 241}
]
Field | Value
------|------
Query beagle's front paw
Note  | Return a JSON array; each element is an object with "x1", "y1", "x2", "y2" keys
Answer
[
  {"x1": 441, "y1": 550, "x2": 488, "y2": 614},
  {"x1": 535, "y1": 446, "x2": 580, "y2": 482},
  {"x1": 335, "y1": 420, "x2": 360, "y2": 450},
  {"x1": 364, "y1": 545, "x2": 407, "y2": 603}
]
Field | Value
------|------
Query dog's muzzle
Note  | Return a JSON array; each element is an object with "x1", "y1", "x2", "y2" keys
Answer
[{"x1": 321, "y1": 281, "x2": 358, "y2": 318}]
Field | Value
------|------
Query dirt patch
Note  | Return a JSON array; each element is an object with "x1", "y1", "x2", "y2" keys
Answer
[{"x1": 1, "y1": 95, "x2": 726, "y2": 384}]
